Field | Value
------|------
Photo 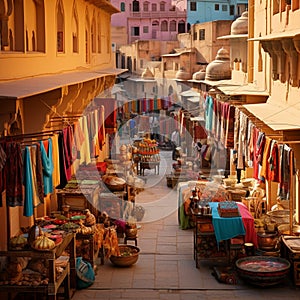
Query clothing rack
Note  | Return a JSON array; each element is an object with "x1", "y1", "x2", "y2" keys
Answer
[{"x1": 0, "y1": 129, "x2": 61, "y2": 140}]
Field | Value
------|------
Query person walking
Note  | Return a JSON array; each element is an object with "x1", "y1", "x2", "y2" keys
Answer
[{"x1": 171, "y1": 129, "x2": 180, "y2": 160}]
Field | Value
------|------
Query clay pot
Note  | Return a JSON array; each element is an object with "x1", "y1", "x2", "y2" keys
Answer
[{"x1": 125, "y1": 224, "x2": 137, "y2": 238}]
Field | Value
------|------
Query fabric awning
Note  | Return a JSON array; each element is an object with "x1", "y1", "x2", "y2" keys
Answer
[
  {"x1": 243, "y1": 101, "x2": 300, "y2": 131},
  {"x1": 186, "y1": 96, "x2": 200, "y2": 103},
  {"x1": 217, "y1": 84, "x2": 269, "y2": 97},
  {"x1": 0, "y1": 68, "x2": 126, "y2": 100},
  {"x1": 248, "y1": 29, "x2": 300, "y2": 41},
  {"x1": 180, "y1": 89, "x2": 200, "y2": 97},
  {"x1": 218, "y1": 34, "x2": 248, "y2": 40}
]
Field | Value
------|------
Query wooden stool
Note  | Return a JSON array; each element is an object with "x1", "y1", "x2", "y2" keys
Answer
[{"x1": 124, "y1": 235, "x2": 138, "y2": 246}]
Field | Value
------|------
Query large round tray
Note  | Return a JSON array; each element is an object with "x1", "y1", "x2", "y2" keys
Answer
[{"x1": 236, "y1": 256, "x2": 290, "y2": 286}]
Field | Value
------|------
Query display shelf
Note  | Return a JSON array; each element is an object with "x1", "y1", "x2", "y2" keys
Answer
[
  {"x1": 193, "y1": 214, "x2": 229, "y2": 268},
  {"x1": 133, "y1": 138, "x2": 160, "y2": 176},
  {"x1": 281, "y1": 236, "x2": 300, "y2": 286},
  {"x1": 0, "y1": 233, "x2": 76, "y2": 300},
  {"x1": 56, "y1": 183, "x2": 101, "y2": 218}
]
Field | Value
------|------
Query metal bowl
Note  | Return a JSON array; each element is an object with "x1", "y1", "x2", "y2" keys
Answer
[
  {"x1": 277, "y1": 224, "x2": 300, "y2": 236},
  {"x1": 257, "y1": 232, "x2": 278, "y2": 250},
  {"x1": 236, "y1": 256, "x2": 290, "y2": 286},
  {"x1": 110, "y1": 245, "x2": 140, "y2": 267},
  {"x1": 266, "y1": 210, "x2": 290, "y2": 224}
]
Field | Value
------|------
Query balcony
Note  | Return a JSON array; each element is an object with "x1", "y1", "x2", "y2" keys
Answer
[{"x1": 129, "y1": 11, "x2": 186, "y2": 19}]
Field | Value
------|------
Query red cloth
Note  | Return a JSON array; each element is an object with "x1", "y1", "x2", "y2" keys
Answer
[
  {"x1": 194, "y1": 124, "x2": 207, "y2": 140},
  {"x1": 237, "y1": 202, "x2": 258, "y2": 247}
]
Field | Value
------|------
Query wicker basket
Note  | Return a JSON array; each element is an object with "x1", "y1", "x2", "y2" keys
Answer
[
  {"x1": 227, "y1": 189, "x2": 247, "y2": 202},
  {"x1": 105, "y1": 183, "x2": 126, "y2": 191}
]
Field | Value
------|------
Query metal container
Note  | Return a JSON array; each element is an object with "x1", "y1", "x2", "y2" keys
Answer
[{"x1": 257, "y1": 232, "x2": 278, "y2": 250}]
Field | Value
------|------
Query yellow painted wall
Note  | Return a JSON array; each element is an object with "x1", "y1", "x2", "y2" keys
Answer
[{"x1": 0, "y1": 0, "x2": 116, "y2": 81}]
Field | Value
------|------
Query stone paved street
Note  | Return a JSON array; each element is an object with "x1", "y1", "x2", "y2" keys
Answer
[{"x1": 72, "y1": 150, "x2": 300, "y2": 300}]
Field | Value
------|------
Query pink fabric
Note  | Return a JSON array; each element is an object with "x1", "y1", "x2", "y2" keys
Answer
[{"x1": 237, "y1": 202, "x2": 258, "y2": 247}]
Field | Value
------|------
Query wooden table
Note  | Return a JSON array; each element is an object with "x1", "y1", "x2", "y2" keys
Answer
[
  {"x1": 138, "y1": 161, "x2": 160, "y2": 176},
  {"x1": 281, "y1": 235, "x2": 300, "y2": 286}
]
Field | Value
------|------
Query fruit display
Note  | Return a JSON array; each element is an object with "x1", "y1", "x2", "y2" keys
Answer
[
  {"x1": 31, "y1": 234, "x2": 56, "y2": 251},
  {"x1": 10, "y1": 235, "x2": 27, "y2": 250},
  {"x1": 137, "y1": 138, "x2": 159, "y2": 155}
]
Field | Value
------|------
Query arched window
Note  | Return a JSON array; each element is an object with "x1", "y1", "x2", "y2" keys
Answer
[
  {"x1": 97, "y1": 13, "x2": 101, "y2": 53},
  {"x1": 143, "y1": 1, "x2": 149, "y2": 11},
  {"x1": 72, "y1": 2, "x2": 79, "y2": 53},
  {"x1": 35, "y1": 0, "x2": 45, "y2": 52},
  {"x1": 152, "y1": 20, "x2": 159, "y2": 38},
  {"x1": 56, "y1": 0, "x2": 65, "y2": 53},
  {"x1": 132, "y1": 0, "x2": 140, "y2": 12},
  {"x1": 120, "y1": 2, "x2": 125, "y2": 11},
  {"x1": 91, "y1": 13, "x2": 96, "y2": 53},
  {"x1": 170, "y1": 20, "x2": 176, "y2": 32},
  {"x1": 85, "y1": 9, "x2": 90, "y2": 64},
  {"x1": 161, "y1": 20, "x2": 168, "y2": 32}
]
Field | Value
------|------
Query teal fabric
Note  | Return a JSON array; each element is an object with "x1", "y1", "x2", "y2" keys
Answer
[
  {"x1": 210, "y1": 202, "x2": 245, "y2": 244},
  {"x1": 40, "y1": 138, "x2": 54, "y2": 196}
]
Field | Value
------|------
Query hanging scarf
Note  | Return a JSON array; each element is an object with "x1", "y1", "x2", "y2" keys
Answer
[
  {"x1": 35, "y1": 143, "x2": 44, "y2": 202},
  {"x1": 40, "y1": 138, "x2": 54, "y2": 196},
  {"x1": 30, "y1": 145, "x2": 44, "y2": 206},
  {"x1": 23, "y1": 146, "x2": 34, "y2": 217},
  {"x1": 0, "y1": 143, "x2": 7, "y2": 201},
  {"x1": 5, "y1": 142, "x2": 23, "y2": 207}
]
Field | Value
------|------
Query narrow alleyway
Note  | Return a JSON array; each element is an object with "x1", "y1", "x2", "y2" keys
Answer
[{"x1": 72, "y1": 150, "x2": 299, "y2": 300}]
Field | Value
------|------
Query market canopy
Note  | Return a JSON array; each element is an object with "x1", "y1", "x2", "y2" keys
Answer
[
  {"x1": 243, "y1": 100, "x2": 300, "y2": 131},
  {"x1": 0, "y1": 68, "x2": 126, "y2": 100}
]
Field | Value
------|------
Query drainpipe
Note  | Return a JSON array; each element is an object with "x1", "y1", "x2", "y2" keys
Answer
[{"x1": 247, "y1": 0, "x2": 254, "y2": 83}]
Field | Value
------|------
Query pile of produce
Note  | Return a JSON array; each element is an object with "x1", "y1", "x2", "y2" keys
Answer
[{"x1": 31, "y1": 234, "x2": 56, "y2": 251}]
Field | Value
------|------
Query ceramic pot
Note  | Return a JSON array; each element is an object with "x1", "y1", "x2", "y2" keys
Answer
[{"x1": 125, "y1": 224, "x2": 137, "y2": 238}]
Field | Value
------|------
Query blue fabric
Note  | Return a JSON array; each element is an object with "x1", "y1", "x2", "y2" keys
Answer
[
  {"x1": 40, "y1": 139, "x2": 54, "y2": 196},
  {"x1": 23, "y1": 147, "x2": 33, "y2": 217},
  {"x1": 210, "y1": 202, "x2": 245, "y2": 244},
  {"x1": 205, "y1": 95, "x2": 214, "y2": 131}
]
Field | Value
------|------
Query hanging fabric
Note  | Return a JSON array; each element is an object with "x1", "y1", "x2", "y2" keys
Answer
[
  {"x1": 278, "y1": 145, "x2": 293, "y2": 200},
  {"x1": 57, "y1": 132, "x2": 68, "y2": 189},
  {"x1": 23, "y1": 146, "x2": 34, "y2": 217},
  {"x1": 225, "y1": 104, "x2": 235, "y2": 149},
  {"x1": 260, "y1": 136, "x2": 272, "y2": 181},
  {"x1": 4, "y1": 142, "x2": 23, "y2": 207},
  {"x1": 62, "y1": 127, "x2": 73, "y2": 181},
  {"x1": 268, "y1": 140, "x2": 280, "y2": 182},
  {"x1": 29, "y1": 145, "x2": 43, "y2": 206},
  {"x1": 51, "y1": 133, "x2": 61, "y2": 187},
  {"x1": 98, "y1": 105, "x2": 106, "y2": 151},
  {"x1": 40, "y1": 138, "x2": 54, "y2": 196},
  {"x1": 205, "y1": 95, "x2": 214, "y2": 132},
  {"x1": 0, "y1": 143, "x2": 7, "y2": 201},
  {"x1": 79, "y1": 115, "x2": 91, "y2": 165}
]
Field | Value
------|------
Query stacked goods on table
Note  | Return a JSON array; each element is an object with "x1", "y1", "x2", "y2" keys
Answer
[{"x1": 218, "y1": 201, "x2": 240, "y2": 217}]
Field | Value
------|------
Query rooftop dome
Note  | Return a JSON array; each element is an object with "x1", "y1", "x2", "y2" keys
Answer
[
  {"x1": 141, "y1": 67, "x2": 154, "y2": 79},
  {"x1": 205, "y1": 48, "x2": 231, "y2": 81},
  {"x1": 175, "y1": 67, "x2": 190, "y2": 80},
  {"x1": 192, "y1": 68, "x2": 206, "y2": 80},
  {"x1": 231, "y1": 11, "x2": 248, "y2": 35}
]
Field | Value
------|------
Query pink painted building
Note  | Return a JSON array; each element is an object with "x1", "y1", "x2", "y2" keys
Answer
[{"x1": 111, "y1": 0, "x2": 187, "y2": 44}]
